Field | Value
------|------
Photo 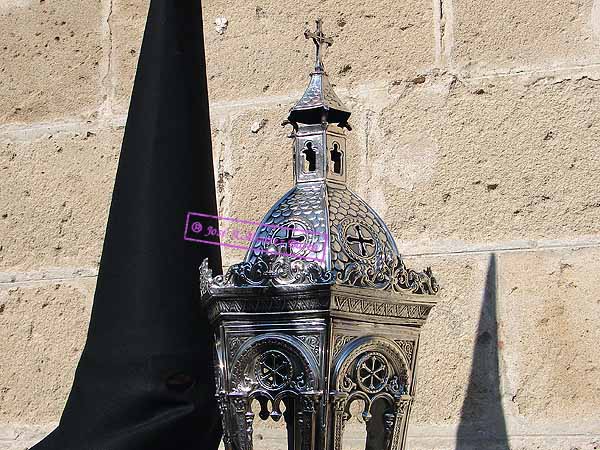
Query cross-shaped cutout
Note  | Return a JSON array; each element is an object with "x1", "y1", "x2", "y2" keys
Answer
[
  {"x1": 304, "y1": 18, "x2": 333, "y2": 72},
  {"x1": 274, "y1": 224, "x2": 307, "y2": 255},
  {"x1": 346, "y1": 224, "x2": 375, "y2": 257}
]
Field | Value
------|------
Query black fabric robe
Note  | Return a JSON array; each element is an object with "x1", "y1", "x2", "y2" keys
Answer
[{"x1": 33, "y1": 0, "x2": 223, "y2": 448}]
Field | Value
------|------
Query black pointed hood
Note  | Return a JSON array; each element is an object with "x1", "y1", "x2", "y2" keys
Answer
[{"x1": 32, "y1": 1, "x2": 222, "y2": 449}]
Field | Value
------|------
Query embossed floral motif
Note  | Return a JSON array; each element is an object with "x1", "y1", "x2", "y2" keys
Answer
[
  {"x1": 199, "y1": 258, "x2": 213, "y2": 297},
  {"x1": 340, "y1": 373, "x2": 356, "y2": 393},
  {"x1": 290, "y1": 372, "x2": 308, "y2": 391},
  {"x1": 387, "y1": 375, "x2": 408, "y2": 395},
  {"x1": 200, "y1": 253, "x2": 437, "y2": 295},
  {"x1": 228, "y1": 336, "x2": 251, "y2": 357},
  {"x1": 395, "y1": 340, "x2": 415, "y2": 363}
]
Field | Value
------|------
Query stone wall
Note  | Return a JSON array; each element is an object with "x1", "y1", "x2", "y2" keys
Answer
[{"x1": 1, "y1": 0, "x2": 599, "y2": 449}]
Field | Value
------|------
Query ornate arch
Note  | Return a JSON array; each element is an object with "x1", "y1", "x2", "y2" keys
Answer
[
  {"x1": 230, "y1": 333, "x2": 321, "y2": 393},
  {"x1": 333, "y1": 336, "x2": 411, "y2": 393},
  {"x1": 330, "y1": 336, "x2": 412, "y2": 450},
  {"x1": 226, "y1": 334, "x2": 322, "y2": 450}
]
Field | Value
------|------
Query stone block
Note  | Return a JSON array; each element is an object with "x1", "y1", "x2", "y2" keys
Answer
[
  {"x1": 405, "y1": 253, "x2": 493, "y2": 426},
  {"x1": 452, "y1": 0, "x2": 600, "y2": 75},
  {"x1": 497, "y1": 246, "x2": 600, "y2": 420},
  {"x1": 201, "y1": 0, "x2": 435, "y2": 100},
  {"x1": 0, "y1": 127, "x2": 122, "y2": 271},
  {"x1": 0, "y1": 279, "x2": 95, "y2": 424},
  {"x1": 0, "y1": 0, "x2": 105, "y2": 124},
  {"x1": 111, "y1": 0, "x2": 436, "y2": 112},
  {"x1": 401, "y1": 248, "x2": 600, "y2": 445},
  {"x1": 354, "y1": 74, "x2": 600, "y2": 251},
  {"x1": 0, "y1": 425, "x2": 54, "y2": 450}
]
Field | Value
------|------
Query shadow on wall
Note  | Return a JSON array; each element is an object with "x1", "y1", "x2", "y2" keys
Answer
[{"x1": 456, "y1": 254, "x2": 510, "y2": 450}]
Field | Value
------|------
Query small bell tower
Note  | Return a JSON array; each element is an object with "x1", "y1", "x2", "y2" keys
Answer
[{"x1": 288, "y1": 19, "x2": 350, "y2": 186}]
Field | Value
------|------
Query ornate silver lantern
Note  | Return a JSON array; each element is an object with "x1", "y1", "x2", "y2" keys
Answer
[{"x1": 200, "y1": 19, "x2": 439, "y2": 450}]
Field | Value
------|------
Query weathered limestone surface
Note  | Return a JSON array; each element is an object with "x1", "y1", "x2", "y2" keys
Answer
[
  {"x1": 409, "y1": 254, "x2": 491, "y2": 426},
  {"x1": 355, "y1": 75, "x2": 600, "y2": 251},
  {"x1": 0, "y1": 425, "x2": 53, "y2": 450},
  {"x1": 497, "y1": 247, "x2": 600, "y2": 420},
  {"x1": 0, "y1": 280, "x2": 95, "y2": 424},
  {"x1": 0, "y1": 127, "x2": 122, "y2": 271},
  {"x1": 405, "y1": 248, "x2": 600, "y2": 447},
  {"x1": 201, "y1": 0, "x2": 435, "y2": 100},
  {"x1": 452, "y1": 0, "x2": 600, "y2": 75},
  {"x1": 2, "y1": 0, "x2": 600, "y2": 448},
  {"x1": 0, "y1": 0, "x2": 105, "y2": 124},
  {"x1": 213, "y1": 74, "x2": 600, "y2": 258},
  {"x1": 111, "y1": 0, "x2": 435, "y2": 112}
]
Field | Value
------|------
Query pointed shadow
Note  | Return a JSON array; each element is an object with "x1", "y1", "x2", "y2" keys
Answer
[{"x1": 456, "y1": 254, "x2": 510, "y2": 450}]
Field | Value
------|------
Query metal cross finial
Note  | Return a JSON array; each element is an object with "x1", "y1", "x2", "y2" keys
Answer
[{"x1": 305, "y1": 19, "x2": 333, "y2": 72}]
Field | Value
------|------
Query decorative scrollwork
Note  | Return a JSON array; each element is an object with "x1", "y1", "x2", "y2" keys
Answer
[
  {"x1": 397, "y1": 398, "x2": 411, "y2": 416},
  {"x1": 290, "y1": 372, "x2": 308, "y2": 391},
  {"x1": 336, "y1": 254, "x2": 439, "y2": 295},
  {"x1": 395, "y1": 340, "x2": 415, "y2": 363},
  {"x1": 297, "y1": 335, "x2": 321, "y2": 361},
  {"x1": 238, "y1": 376, "x2": 258, "y2": 393},
  {"x1": 199, "y1": 258, "x2": 213, "y2": 298},
  {"x1": 340, "y1": 373, "x2": 356, "y2": 393},
  {"x1": 225, "y1": 253, "x2": 334, "y2": 287},
  {"x1": 200, "y1": 251, "x2": 437, "y2": 295},
  {"x1": 216, "y1": 393, "x2": 232, "y2": 448},
  {"x1": 228, "y1": 394, "x2": 253, "y2": 450},
  {"x1": 200, "y1": 254, "x2": 334, "y2": 293},
  {"x1": 228, "y1": 336, "x2": 251, "y2": 358},
  {"x1": 333, "y1": 335, "x2": 355, "y2": 357},
  {"x1": 387, "y1": 375, "x2": 408, "y2": 395},
  {"x1": 331, "y1": 392, "x2": 350, "y2": 450}
]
